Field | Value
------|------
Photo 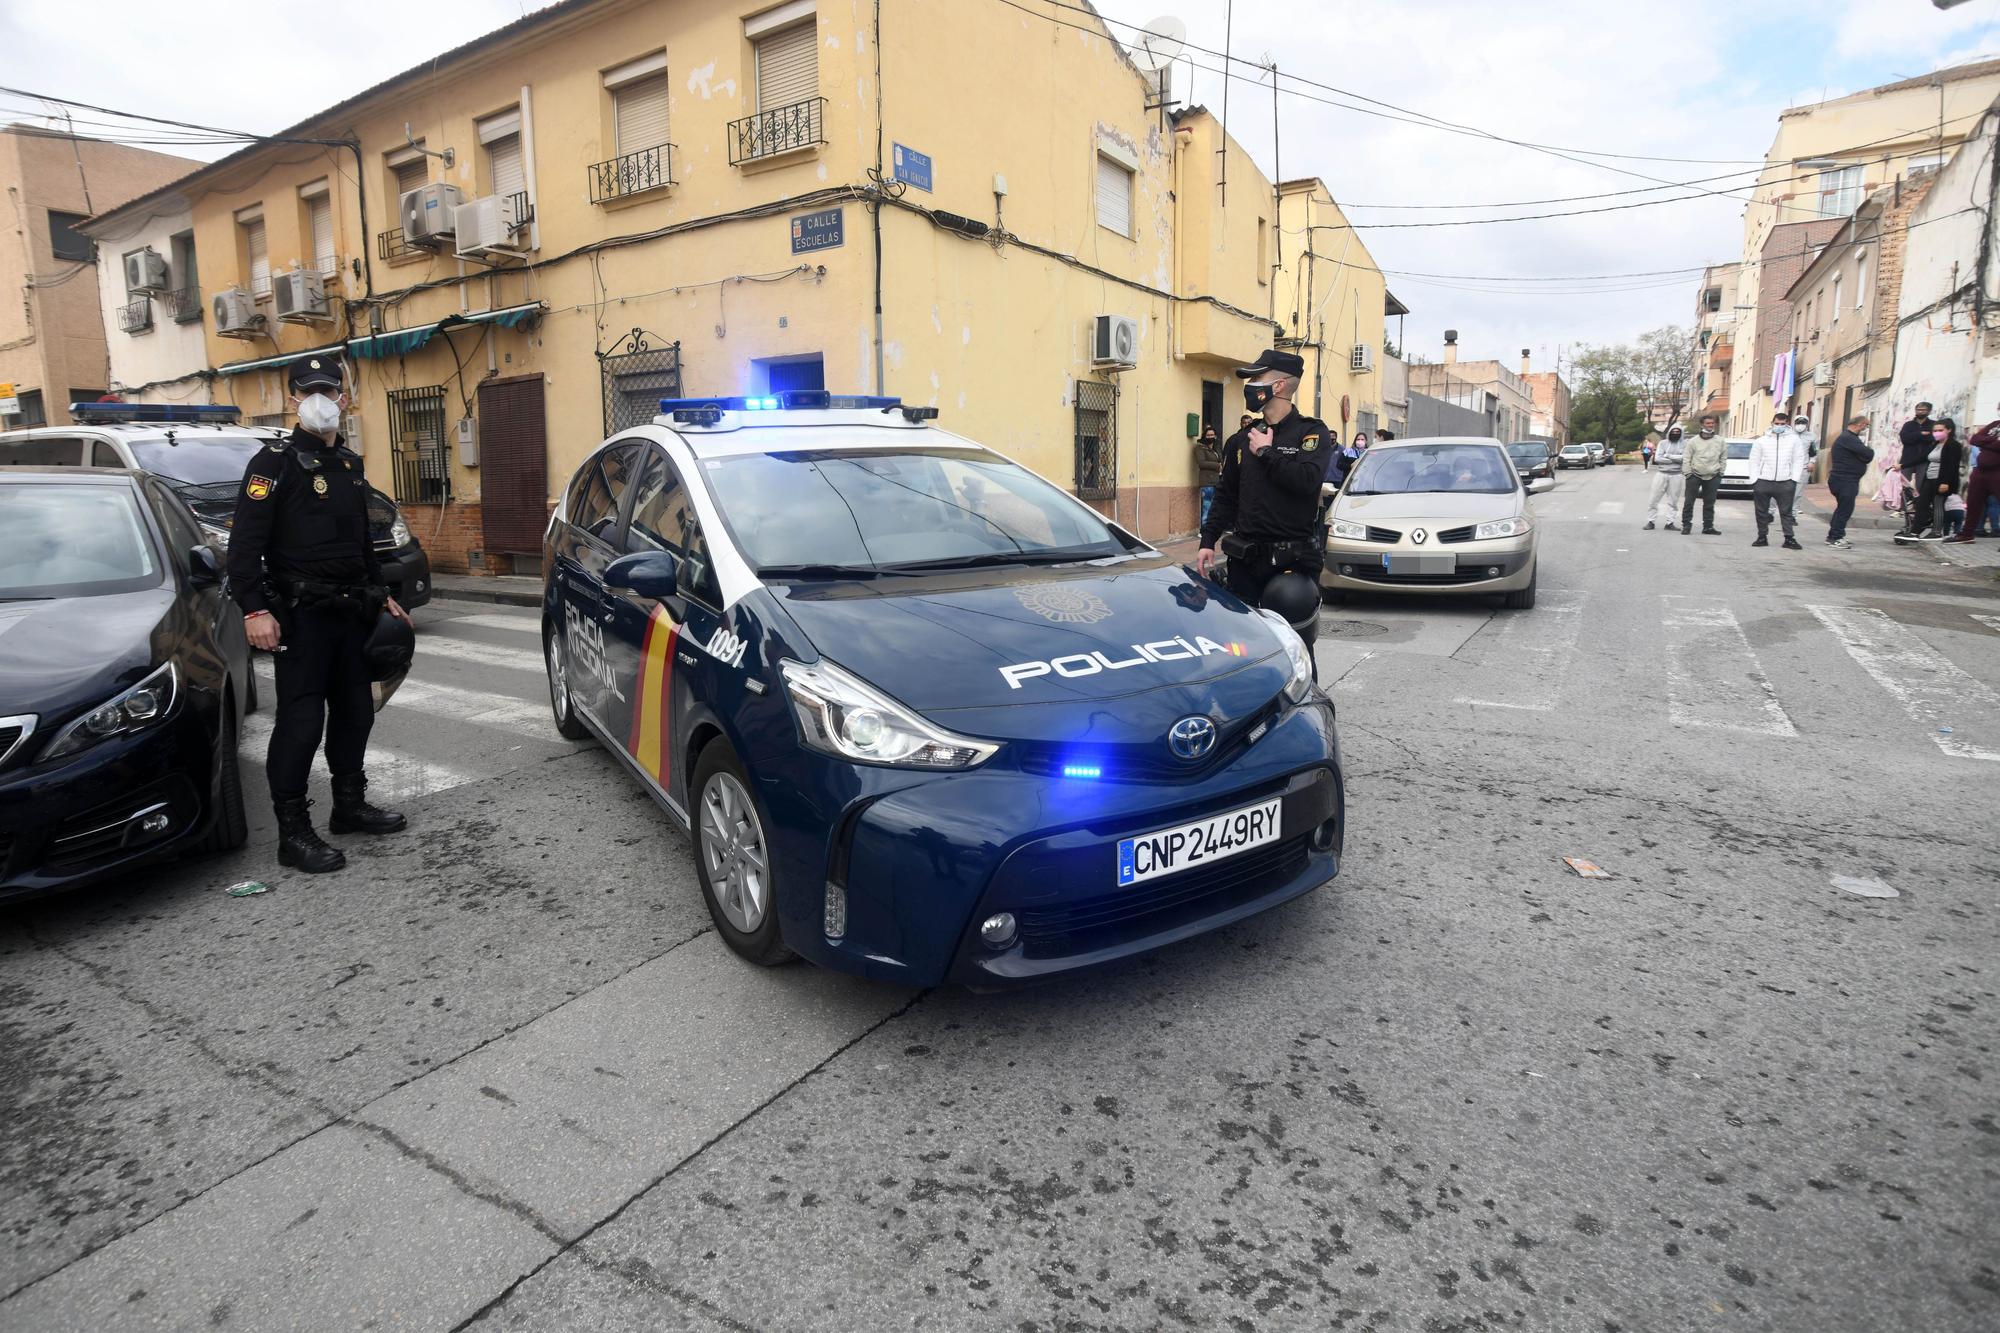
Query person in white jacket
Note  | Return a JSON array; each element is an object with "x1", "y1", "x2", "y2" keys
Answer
[
  {"x1": 1749, "y1": 410, "x2": 1807, "y2": 549},
  {"x1": 1785, "y1": 412, "x2": 1818, "y2": 525}
]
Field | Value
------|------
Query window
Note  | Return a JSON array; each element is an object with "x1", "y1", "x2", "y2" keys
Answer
[
  {"x1": 753, "y1": 16, "x2": 819, "y2": 112},
  {"x1": 1704, "y1": 287, "x2": 1722, "y2": 312},
  {"x1": 389, "y1": 148, "x2": 428, "y2": 204},
  {"x1": 479, "y1": 110, "x2": 527, "y2": 202},
  {"x1": 1906, "y1": 152, "x2": 1946, "y2": 178},
  {"x1": 600, "y1": 335, "x2": 682, "y2": 434},
  {"x1": 240, "y1": 212, "x2": 270, "y2": 296},
  {"x1": 301, "y1": 181, "x2": 335, "y2": 277},
  {"x1": 12, "y1": 391, "x2": 47, "y2": 427},
  {"x1": 386, "y1": 385, "x2": 449, "y2": 503},
  {"x1": 1095, "y1": 153, "x2": 1133, "y2": 238},
  {"x1": 625, "y1": 449, "x2": 720, "y2": 603},
  {"x1": 148, "y1": 480, "x2": 205, "y2": 558},
  {"x1": 0, "y1": 435, "x2": 80, "y2": 465},
  {"x1": 1855, "y1": 251, "x2": 1867, "y2": 308},
  {"x1": 614, "y1": 70, "x2": 671, "y2": 158},
  {"x1": 169, "y1": 231, "x2": 200, "y2": 322},
  {"x1": 1832, "y1": 272, "x2": 1841, "y2": 322},
  {"x1": 568, "y1": 443, "x2": 641, "y2": 542},
  {"x1": 91, "y1": 440, "x2": 123, "y2": 468},
  {"x1": 1074, "y1": 379, "x2": 1117, "y2": 499},
  {"x1": 1817, "y1": 164, "x2": 1863, "y2": 218},
  {"x1": 48, "y1": 210, "x2": 91, "y2": 262}
]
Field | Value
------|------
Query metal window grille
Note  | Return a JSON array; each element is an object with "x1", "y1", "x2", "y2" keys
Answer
[
  {"x1": 598, "y1": 330, "x2": 682, "y2": 435},
  {"x1": 588, "y1": 144, "x2": 675, "y2": 204},
  {"x1": 728, "y1": 98, "x2": 828, "y2": 165},
  {"x1": 387, "y1": 385, "x2": 451, "y2": 504},
  {"x1": 117, "y1": 297, "x2": 153, "y2": 334},
  {"x1": 168, "y1": 286, "x2": 202, "y2": 324},
  {"x1": 1073, "y1": 381, "x2": 1117, "y2": 501}
]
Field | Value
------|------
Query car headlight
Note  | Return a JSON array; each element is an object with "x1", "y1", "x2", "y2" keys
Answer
[
  {"x1": 390, "y1": 514, "x2": 413, "y2": 548},
  {"x1": 1329, "y1": 519, "x2": 1367, "y2": 541},
  {"x1": 780, "y1": 658, "x2": 996, "y2": 769},
  {"x1": 41, "y1": 662, "x2": 178, "y2": 762},
  {"x1": 1475, "y1": 516, "x2": 1533, "y2": 540},
  {"x1": 1256, "y1": 608, "x2": 1316, "y2": 704},
  {"x1": 200, "y1": 523, "x2": 231, "y2": 549}
]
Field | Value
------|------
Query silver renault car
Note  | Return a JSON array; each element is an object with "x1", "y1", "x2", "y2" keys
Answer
[{"x1": 1321, "y1": 436, "x2": 1546, "y2": 609}]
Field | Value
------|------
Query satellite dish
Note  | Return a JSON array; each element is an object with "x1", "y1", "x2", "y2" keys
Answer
[{"x1": 1130, "y1": 15, "x2": 1187, "y2": 72}]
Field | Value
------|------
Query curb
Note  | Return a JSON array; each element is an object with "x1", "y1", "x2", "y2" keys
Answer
[{"x1": 430, "y1": 585, "x2": 542, "y2": 609}]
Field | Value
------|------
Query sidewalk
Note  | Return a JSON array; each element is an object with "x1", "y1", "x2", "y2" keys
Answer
[
  {"x1": 430, "y1": 572, "x2": 541, "y2": 607},
  {"x1": 1796, "y1": 483, "x2": 2000, "y2": 571}
]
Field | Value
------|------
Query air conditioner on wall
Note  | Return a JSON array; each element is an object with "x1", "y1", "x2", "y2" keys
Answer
[
  {"x1": 1091, "y1": 314, "x2": 1139, "y2": 368},
  {"x1": 401, "y1": 182, "x2": 466, "y2": 244},
  {"x1": 212, "y1": 288, "x2": 262, "y2": 337},
  {"x1": 273, "y1": 268, "x2": 331, "y2": 323},
  {"x1": 452, "y1": 194, "x2": 526, "y2": 258},
  {"x1": 1351, "y1": 343, "x2": 1375, "y2": 373},
  {"x1": 1812, "y1": 362, "x2": 1832, "y2": 386},
  {"x1": 124, "y1": 248, "x2": 169, "y2": 294}
]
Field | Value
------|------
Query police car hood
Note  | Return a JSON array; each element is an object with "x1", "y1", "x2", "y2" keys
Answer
[
  {"x1": 0, "y1": 588, "x2": 176, "y2": 733},
  {"x1": 769, "y1": 556, "x2": 1293, "y2": 720}
]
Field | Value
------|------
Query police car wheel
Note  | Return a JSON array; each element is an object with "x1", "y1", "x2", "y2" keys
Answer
[
  {"x1": 544, "y1": 624, "x2": 589, "y2": 741},
  {"x1": 692, "y1": 740, "x2": 794, "y2": 966}
]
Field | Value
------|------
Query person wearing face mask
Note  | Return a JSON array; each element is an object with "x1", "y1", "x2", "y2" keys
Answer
[
  {"x1": 1747, "y1": 408, "x2": 1806, "y2": 549},
  {"x1": 1193, "y1": 423, "x2": 1222, "y2": 529},
  {"x1": 1645, "y1": 423, "x2": 1686, "y2": 530},
  {"x1": 1897, "y1": 401, "x2": 1936, "y2": 535},
  {"x1": 1679, "y1": 414, "x2": 1726, "y2": 535},
  {"x1": 1946, "y1": 408, "x2": 2000, "y2": 544},
  {"x1": 1899, "y1": 415, "x2": 1964, "y2": 541},
  {"x1": 1197, "y1": 348, "x2": 1335, "y2": 610},
  {"x1": 227, "y1": 357, "x2": 413, "y2": 874},
  {"x1": 1785, "y1": 411, "x2": 1818, "y2": 527}
]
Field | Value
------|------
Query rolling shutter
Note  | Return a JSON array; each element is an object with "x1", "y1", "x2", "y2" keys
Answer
[
  {"x1": 244, "y1": 216, "x2": 270, "y2": 294},
  {"x1": 488, "y1": 133, "x2": 526, "y2": 202},
  {"x1": 615, "y1": 73, "x2": 671, "y2": 156},
  {"x1": 308, "y1": 195, "x2": 335, "y2": 275},
  {"x1": 756, "y1": 23, "x2": 818, "y2": 111},
  {"x1": 1095, "y1": 154, "x2": 1131, "y2": 237},
  {"x1": 393, "y1": 157, "x2": 429, "y2": 202}
]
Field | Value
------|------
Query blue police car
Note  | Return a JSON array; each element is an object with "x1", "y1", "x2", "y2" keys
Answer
[{"x1": 542, "y1": 393, "x2": 1345, "y2": 987}]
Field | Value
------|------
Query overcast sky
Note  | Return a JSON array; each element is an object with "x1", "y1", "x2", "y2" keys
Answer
[{"x1": 5, "y1": 0, "x2": 1996, "y2": 372}]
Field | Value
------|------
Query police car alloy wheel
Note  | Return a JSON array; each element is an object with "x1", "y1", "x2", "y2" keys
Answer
[
  {"x1": 692, "y1": 741, "x2": 793, "y2": 965},
  {"x1": 544, "y1": 624, "x2": 588, "y2": 741}
]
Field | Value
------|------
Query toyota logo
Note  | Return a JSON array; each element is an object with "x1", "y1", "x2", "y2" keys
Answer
[
  {"x1": 1169, "y1": 716, "x2": 1217, "y2": 760},
  {"x1": 1412, "y1": 527, "x2": 1428, "y2": 544}
]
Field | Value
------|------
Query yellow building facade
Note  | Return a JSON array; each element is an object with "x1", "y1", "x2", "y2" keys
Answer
[
  {"x1": 1272, "y1": 178, "x2": 1391, "y2": 439},
  {"x1": 143, "y1": 0, "x2": 1306, "y2": 573}
]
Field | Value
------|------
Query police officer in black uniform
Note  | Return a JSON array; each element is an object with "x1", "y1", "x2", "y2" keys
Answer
[
  {"x1": 1196, "y1": 349, "x2": 1336, "y2": 605},
  {"x1": 228, "y1": 357, "x2": 412, "y2": 874}
]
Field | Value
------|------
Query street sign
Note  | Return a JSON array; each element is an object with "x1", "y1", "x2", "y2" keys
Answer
[
  {"x1": 892, "y1": 143, "x2": 932, "y2": 192},
  {"x1": 790, "y1": 208, "x2": 844, "y2": 254},
  {"x1": 0, "y1": 382, "x2": 16, "y2": 417}
]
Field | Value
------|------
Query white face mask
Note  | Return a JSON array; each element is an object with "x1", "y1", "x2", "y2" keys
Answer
[{"x1": 297, "y1": 393, "x2": 342, "y2": 436}]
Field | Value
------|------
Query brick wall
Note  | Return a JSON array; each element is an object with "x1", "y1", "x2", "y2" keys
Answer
[
  {"x1": 405, "y1": 500, "x2": 561, "y2": 576},
  {"x1": 1756, "y1": 219, "x2": 1846, "y2": 394},
  {"x1": 1866, "y1": 177, "x2": 1937, "y2": 383}
]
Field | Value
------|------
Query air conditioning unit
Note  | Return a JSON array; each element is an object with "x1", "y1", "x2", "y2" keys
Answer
[
  {"x1": 124, "y1": 248, "x2": 169, "y2": 294},
  {"x1": 1350, "y1": 343, "x2": 1376, "y2": 373},
  {"x1": 1812, "y1": 361, "x2": 1832, "y2": 386},
  {"x1": 401, "y1": 182, "x2": 466, "y2": 245},
  {"x1": 1090, "y1": 314, "x2": 1140, "y2": 368},
  {"x1": 452, "y1": 193, "x2": 526, "y2": 258},
  {"x1": 212, "y1": 287, "x2": 262, "y2": 338},
  {"x1": 273, "y1": 268, "x2": 331, "y2": 323}
]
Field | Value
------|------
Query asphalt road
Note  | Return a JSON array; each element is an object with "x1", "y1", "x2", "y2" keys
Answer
[{"x1": 4, "y1": 464, "x2": 1997, "y2": 1332}]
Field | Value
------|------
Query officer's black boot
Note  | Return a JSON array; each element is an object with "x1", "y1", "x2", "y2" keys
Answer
[
  {"x1": 275, "y1": 798, "x2": 346, "y2": 873},
  {"x1": 329, "y1": 774, "x2": 406, "y2": 835}
]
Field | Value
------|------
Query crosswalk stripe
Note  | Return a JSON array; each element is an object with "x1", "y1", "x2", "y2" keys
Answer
[
  {"x1": 1973, "y1": 614, "x2": 2000, "y2": 635},
  {"x1": 413, "y1": 635, "x2": 548, "y2": 675},
  {"x1": 438, "y1": 611, "x2": 540, "y2": 635},
  {"x1": 1452, "y1": 591, "x2": 1584, "y2": 712},
  {"x1": 251, "y1": 659, "x2": 552, "y2": 733},
  {"x1": 1660, "y1": 598, "x2": 1797, "y2": 737},
  {"x1": 238, "y1": 714, "x2": 479, "y2": 800},
  {"x1": 1809, "y1": 606, "x2": 2000, "y2": 762},
  {"x1": 1594, "y1": 501, "x2": 1625, "y2": 514}
]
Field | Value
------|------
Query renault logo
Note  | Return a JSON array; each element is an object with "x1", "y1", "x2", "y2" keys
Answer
[
  {"x1": 1169, "y1": 716, "x2": 1217, "y2": 760},
  {"x1": 1412, "y1": 527, "x2": 1428, "y2": 544}
]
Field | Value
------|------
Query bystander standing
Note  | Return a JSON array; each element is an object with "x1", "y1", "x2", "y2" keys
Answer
[
  {"x1": 1946, "y1": 410, "x2": 2000, "y2": 545},
  {"x1": 1824, "y1": 413, "x2": 1873, "y2": 548},
  {"x1": 1194, "y1": 423, "x2": 1222, "y2": 529}
]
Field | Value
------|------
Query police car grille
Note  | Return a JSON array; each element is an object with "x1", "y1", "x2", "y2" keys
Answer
[
  {"x1": 1365, "y1": 525, "x2": 1402, "y2": 544},
  {"x1": 1016, "y1": 833, "x2": 1311, "y2": 956},
  {"x1": 1348, "y1": 566, "x2": 1489, "y2": 586},
  {"x1": 1015, "y1": 705, "x2": 1277, "y2": 783},
  {"x1": 0, "y1": 723, "x2": 25, "y2": 770},
  {"x1": 1435, "y1": 525, "x2": 1478, "y2": 544}
]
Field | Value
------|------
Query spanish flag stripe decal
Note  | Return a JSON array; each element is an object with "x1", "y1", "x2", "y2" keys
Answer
[{"x1": 626, "y1": 606, "x2": 679, "y2": 785}]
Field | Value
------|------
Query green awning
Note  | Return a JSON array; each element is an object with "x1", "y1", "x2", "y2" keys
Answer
[
  {"x1": 215, "y1": 341, "x2": 349, "y2": 377},
  {"x1": 347, "y1": 301, "x2": 546, "y2": 360}
]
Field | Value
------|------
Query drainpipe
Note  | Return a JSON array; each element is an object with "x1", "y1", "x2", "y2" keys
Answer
[
  {"x1": 871, "y1": 0, "x2": 886, "y2": 395},
  {"x1": 520, "y1": 84, "x2": 542, "y2": 255}
]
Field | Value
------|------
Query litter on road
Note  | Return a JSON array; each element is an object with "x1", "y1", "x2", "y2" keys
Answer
[
  {"x1": 1563, "y1": 857, "x2": 1613, "y2": 878},
  {"x1": 1832, "y1": 875, "x2": 1901, "y2": 899},
  {"x1": 225, "y1": 881, "x2": 271, "y2": 897}
]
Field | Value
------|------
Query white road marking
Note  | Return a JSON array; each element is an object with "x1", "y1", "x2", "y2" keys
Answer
[
  {"x1": 239, "y1": 714, "x2": 479, "y2": 800},
  {"x1": 1660, "y1": 598, "x2": 1797, "y2": 737},
  {"x1": 439, "y1": 611, "x2": 540, "y2": 635},
  {"x1": 252, "y1": 659, "x2": 551, "y2": 732},
  {"x1": 1809, "y1": 606, "x2": 2000, "y2": 762},
  {"x1": 1594, "y1": 501, "x2": 1625, "y2": 515},
  {"x1": 1973, "y1": 613, "x2": 2000, "y2": 635},
  {"x1": 411, "y1": 635, "x2": 548, "y2": 675},
  {"x1": 1452, "y1": 591, "x2": 1584, "y2": 712}
]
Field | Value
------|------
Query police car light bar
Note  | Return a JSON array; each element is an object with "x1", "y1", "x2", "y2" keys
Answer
[
  {"x1": 658, "y1": 393, "x2": 910, "y2": 416},
  {"x1": 71, "y1": 403, "x2": 242, "y2": 424}
]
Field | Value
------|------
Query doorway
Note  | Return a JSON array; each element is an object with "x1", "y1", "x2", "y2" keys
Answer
[
  {"x1": 754, "y1": 354, "x2": 825, "y2": 395},
  {"x1": 1201, "y1": 379, "x2": 1224, "y2": 437},
  {"x1": 477, "y1": 374, "x2": 548, "y2": 576}
]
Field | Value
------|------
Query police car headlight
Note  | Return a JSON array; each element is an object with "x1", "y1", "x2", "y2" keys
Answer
[
  {"x1": 1255, "y1": 609, "x2": 1315, "y2": 705},
  {"x1": 1475, "y1": 516, "x2": 1532, "y2": 540},
  {"x1": 1329, "y1": 519, "x2": 1367, "y2": 542},
  {"x1": 199, "y1": 523, "x2": 231, "y2": 549},
  {"x1": 390, "y1": 514, "x2": 413, "y2": 548},
  {"x1": 42, "y1": 662, "x2": 178, "y2": 762},
  {"x1": 779, "y1": 659, "x2": 997, "y2": 769}
]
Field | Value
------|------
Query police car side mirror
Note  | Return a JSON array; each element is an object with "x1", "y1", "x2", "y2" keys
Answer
[
  {"x1": 604, "y1": 549, "x2": 679, "y2": 600},
  {"x1": 1528, "y1": 476, "x2": 1555, "y2": 494},
  {"x1": 188, "y1": 544, "x2": 223, "y2": 586}
]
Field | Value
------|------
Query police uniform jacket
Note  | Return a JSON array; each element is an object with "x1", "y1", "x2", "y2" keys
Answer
[
  {"x1": 1199, "y1": 409, "x2": 1332, "y2": 548},
  {"x1": 226, "y1": 427, "x2": 383, "y2": 614}
]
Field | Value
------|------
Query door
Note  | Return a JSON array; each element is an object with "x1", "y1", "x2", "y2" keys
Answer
[
  {"x1": 477, "y1": 374, "x2": 548, "y2": 572},
  {"x1": 550, "y1": 443, "x2": 641, "y2": 722},
  {"x1": 1201, "y1": 380, "x2": 1224, "y2": 438}
]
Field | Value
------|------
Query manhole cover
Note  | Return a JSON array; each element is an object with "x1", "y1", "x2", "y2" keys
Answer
[{"x1": 1322, "y1": 619, "x2": 1389, "y2": 639}]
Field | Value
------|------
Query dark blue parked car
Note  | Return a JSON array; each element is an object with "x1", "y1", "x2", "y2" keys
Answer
[{"x1": 542, "y1": 394, "x2": 1345, "y2": 988}]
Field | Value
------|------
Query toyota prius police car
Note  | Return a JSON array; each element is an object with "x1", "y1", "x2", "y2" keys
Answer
[{"x1": 543, "y1": 392, "x2": 1344, "y2": 987}]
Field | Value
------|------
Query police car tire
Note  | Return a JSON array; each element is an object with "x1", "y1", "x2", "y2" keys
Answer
[
  {"x1": 545, "y1": 624, "x2": 590, "y2": 741},
  {"x1": 201, "y1": 705, "x2": 249, "y2": 854},
  {"x1": 691, "y1": 739, "x2": 796, "y2": 968}
]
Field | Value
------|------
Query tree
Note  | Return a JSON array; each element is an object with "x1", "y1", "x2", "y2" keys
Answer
[
  {"x1": 1570, "y1": 383, "x2": 1650, "y2": 451},
  {"x1": 1635, "y1": 325, "x2": 1698, "y2": 425}
]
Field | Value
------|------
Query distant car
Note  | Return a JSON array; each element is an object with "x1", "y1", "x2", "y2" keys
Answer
[
  {"x1": 0, "y1": 403, "x2": 432, "y2": 611},
  {"x1": 1321, "y1": 435, "x2": 1541, "y2": 609},
  {"x1": 1583, "y1": 442, "x2": 1611, "y2": 467},
  {"x1": 1506, "y1": 441, "x2": 1555, "y2": 482},
  {"x1": 1558, "y1": 444, "x2": 1591, "y2": 470},
  {"x1": 0, "y1": 468, "x2": 254, "y2": 902},
  {"x1": 1719, "y1": 440, "x2": 1757, "y2": 496}
]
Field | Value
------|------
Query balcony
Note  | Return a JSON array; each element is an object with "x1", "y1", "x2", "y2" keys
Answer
[
  {"x1": 507, "y1": 190, "x2": 535, "y2": 228},
  {"x1": 728, "y1": 98, "x2": 827, "y2": 166},
  {"x1": 377, "y1": 228, "x2": 431, "y2": 263},
  {"x1": 167, "y1": 286, "x2": 202, "y2": 324},
  {"x1": 589, "y1": 144, "x2": 675, "y2": 204},
  {"x1": 116, "y1": 297, "x2": 153, "y2": 334}
]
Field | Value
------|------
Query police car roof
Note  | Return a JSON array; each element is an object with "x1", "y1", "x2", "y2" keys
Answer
[{"x1": 654, "y1": 407, "x2": 957, "y2": 458}]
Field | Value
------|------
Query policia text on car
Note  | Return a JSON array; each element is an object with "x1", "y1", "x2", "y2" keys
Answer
[
  {"x1": 1196, "y1": 349, "x2": 1336, "y2": 659},
  {"x1": 226, "y1": 357, "x2": 415, "y2": 874}
]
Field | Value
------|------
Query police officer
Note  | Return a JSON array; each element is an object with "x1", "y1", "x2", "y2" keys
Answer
[
  {"x1": 228, "y1": 357, "x2": 412, "y2": 874},
  {"x1": 1195, "y1": 348, "x2": 1335, "y2": 605}
]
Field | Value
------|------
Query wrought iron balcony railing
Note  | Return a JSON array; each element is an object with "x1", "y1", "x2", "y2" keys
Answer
[
  {"x1": 378, "y1": 228, "x2": 428, "y2": 262},
  {"x1": 507, "y1": 190, "x2": 534, "y2": 227},
  {"x1": 588, "y1": 144, "x2": 675, "y2": 204},
  {"x1": 116, "y1": 296, "x2": 153, "y2": 334},
  {"x1": 728, "y1": 98, "x2": 827, "y2": 165},
  {"x1": 168, "y1": 286, "x2": 202, "y2": 323}
]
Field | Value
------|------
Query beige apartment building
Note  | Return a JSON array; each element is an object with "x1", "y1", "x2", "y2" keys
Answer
[
  {"x1": 0, "y1": 127, "x2": 199, "y2": 428},
  {"x1": 1690, "y1": 261, "x2": 1739, "y2": 423},
  {"x1": 1408, "y1": 336, "x2": 1538, "y2": 441},
  {"x1": 1726, "y1": 60, "x2": 2000, "y2": 434},
  {"x1": 1520, "y1": 352, "x2": 1571, "y2": 446}
]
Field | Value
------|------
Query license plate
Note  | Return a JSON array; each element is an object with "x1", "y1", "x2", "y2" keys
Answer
[
  {"x1": 1117, "y1": 798, "x2": 1282, "y2": 887},
  {"x1": 1384, "y1": 553, "x2": 1457, "y2": 575}
]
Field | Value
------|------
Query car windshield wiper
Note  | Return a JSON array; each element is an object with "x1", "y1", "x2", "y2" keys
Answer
[
  {"x1": 756, "y1": 562, "x2": 891, "y2": 581},
  {"x1": 0, "y1": 595, "x2": 53, "y2": 602},
  {"x1": 881, "y1": 548, "x2": 1116, "y2": 573}
]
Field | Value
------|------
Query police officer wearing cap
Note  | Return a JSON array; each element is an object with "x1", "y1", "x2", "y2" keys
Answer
[
  {"x1": 228, "y1": 357, "x2": 412, "y2": 874},
  {"x1": 1196, "y1": 349, "x2": 1336, "y2": 607}
]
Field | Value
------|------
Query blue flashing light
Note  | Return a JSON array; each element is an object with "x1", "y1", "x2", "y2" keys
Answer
[
  {"x1": 657, "y1": 393, "x2": 906, "y2": 414},
  {"x1": 71, "y1": 403, "x2": 242, "y2": 424},
  {"x1": 1060, "y1": 764, "x2": 1103, "y2": 780}
]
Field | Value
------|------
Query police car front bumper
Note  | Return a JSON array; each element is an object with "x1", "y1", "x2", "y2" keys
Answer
[
  {"x1": 751, "y1": 698, "x2": 1342, "y2": 989},
  {"x1": 376, "y1": 540, "x2": 433, "y2": 610}
]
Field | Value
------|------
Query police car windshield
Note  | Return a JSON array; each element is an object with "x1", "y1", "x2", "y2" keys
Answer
[
  {"x1": 125, "y1": 434, "x2": 263, "y2": 487},
  {"x1": 0, "y1": 483, "x2": 162, "y2": 599},
  {"x1": 701, "y1": 447, "x2": 1134, "y2": 574},
  {"x1": 1343, "y1": 444, "x2": 1516, "y2": 495}
]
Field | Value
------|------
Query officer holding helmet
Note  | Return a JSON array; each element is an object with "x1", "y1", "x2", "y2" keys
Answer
[
  {"x1": 228, "y1": 356, "x2": 413, "y2": 874},
  {"x1": 1196, "y1": 349, "x2": 1334, "y2": 652}
]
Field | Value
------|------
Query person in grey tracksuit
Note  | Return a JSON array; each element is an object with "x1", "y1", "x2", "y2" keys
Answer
[{"x1": 1645, "y1": 425, "x2": 1687, "y2": 530}]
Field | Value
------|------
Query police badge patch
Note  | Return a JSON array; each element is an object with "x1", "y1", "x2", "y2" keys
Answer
[
  {"x1": 245, "y1": 475, "x2": 274, "y2": 500},
  {"x1": 313, "y1": 475, "x2": 329, "y2": 496},
  {"x1": 1301, "y1": 435, "x2": 1320, "y2": 451},
  {"x1": 1013, "y1": 584, "x2": 1113, "y2": 624}
]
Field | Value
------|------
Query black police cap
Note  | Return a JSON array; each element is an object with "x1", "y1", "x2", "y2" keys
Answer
[
  {"x1": 288, "y1": 356, "x2": 345, "y2": 394},
  {"x1": 1235, "y1": 349, "x2": 1305, "y2": 379}
]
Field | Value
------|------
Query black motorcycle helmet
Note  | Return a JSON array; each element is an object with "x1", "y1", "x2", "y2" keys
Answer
[
  {"x1": 1259, "y1": 572, "x2": 1321, "y2": 646},
  {"x1": 364, "y1": 610, "x2": 415, "y2": 682}
]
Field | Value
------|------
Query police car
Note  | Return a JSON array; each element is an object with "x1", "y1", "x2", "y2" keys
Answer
[{"x1": 543, "y1": 393, "x2": 1345, "y2": 988}]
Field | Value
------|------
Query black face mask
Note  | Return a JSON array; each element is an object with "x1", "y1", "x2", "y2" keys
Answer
[{"x1": 1244, "y1": 382, "x2": 1275, "y2": 413}]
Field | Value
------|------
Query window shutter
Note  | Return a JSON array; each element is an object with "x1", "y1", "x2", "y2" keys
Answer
[
  {"x1": 309, "y1": 195, "x2": 335, "y2": 275},
  {"x1": 756, "y1": 23, "x2": 818, "y2": 111},
  {"x1": 393, "y1": 158, "x2": 429, "y2": 201},
  {"x1": 245, "y1": 217, "x2": 270, "y2": 295},
  {"x1": 489, "y1": 133, "x2": 526, "y2": 202},
  {"x1": 616, "y1": 73, "x2": 672, "y2": 156},
  {"x1": 1095, "y1": 154, "x2": 1131, "y2": 237}
]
